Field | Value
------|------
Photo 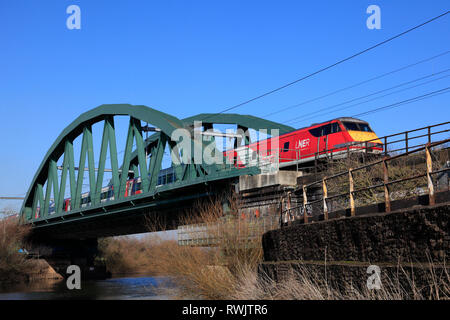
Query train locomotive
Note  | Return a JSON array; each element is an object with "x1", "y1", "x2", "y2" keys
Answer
[{"x1": 225, "y1": 117, "x2": 383, "y2": 168}]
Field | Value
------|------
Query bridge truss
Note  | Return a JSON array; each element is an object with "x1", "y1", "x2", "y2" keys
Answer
[{"x1": 20, "y1": 104, "x2": 294, "y2": 234}]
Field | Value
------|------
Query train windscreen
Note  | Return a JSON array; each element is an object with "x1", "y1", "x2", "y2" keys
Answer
[{"x1": 342, "y1": 121, "x2": 373, "y2": 132}]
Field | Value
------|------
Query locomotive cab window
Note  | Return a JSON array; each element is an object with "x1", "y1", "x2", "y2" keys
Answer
[
  {"x1": 343, "y1": 121, "x2": 373, "y2": 132},
  {"x1": 331, "y1": 122, "x2": 341, "y2": 133},
  {"x1": 283, "y1": 142, "x2": 289, "y2": 152},
  {"x1": 309, "y1": 122, "x2": 341, "y2": 137},
  {"x1": 358, "y1": 123, "x2": 373, "y2": 132},
  {"x1": 309, "y1": 127, "x2": 322, "y2": 137},
  {"x1": 322, "y1": 124, "x2": 332, "y2": 136}
]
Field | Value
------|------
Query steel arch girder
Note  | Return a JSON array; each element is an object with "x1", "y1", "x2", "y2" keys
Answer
[
  {"x1": 182, "y1": 113, "x2": 295, "y2": 135},
  {"x1": 21, "y1": 104, "x2": 185, "y2": 221},
  {"x1": 20, "y1": 106, "x2": 277, "y2": 223}
]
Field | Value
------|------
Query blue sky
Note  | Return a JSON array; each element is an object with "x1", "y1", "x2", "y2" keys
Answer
[{"x1": 0, "y1": 1, "x2": 449, "y2": 212}]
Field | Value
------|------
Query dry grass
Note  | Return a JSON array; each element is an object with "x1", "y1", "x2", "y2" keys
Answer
[
  {"x1": 98, "y1": 236, "x2": 156, "y2": 275},
  {"x1": 144, "y1": 239, "x2": 234, "y2": 299},
  {"x1": 140, "y1": 195, "x2": 267, "y2": 299},
  {"x1": 179, "y1": 195, "x2": 265, "y2": 271},
  {"x1": 141, "y1": 230, "x2": 450, "y2": 300},
  {"x1": 232, "y1": 262, "x2": 450, "y2": 300}
]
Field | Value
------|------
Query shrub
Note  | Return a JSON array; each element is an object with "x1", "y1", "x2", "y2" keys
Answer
[{"x1": 0, "y1": 216, "x2": 32, "y2": 282}]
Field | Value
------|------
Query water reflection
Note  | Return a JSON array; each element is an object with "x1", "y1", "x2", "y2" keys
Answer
[{"x1": 0, "y1": 275, "x2": 176, "y2": 300}]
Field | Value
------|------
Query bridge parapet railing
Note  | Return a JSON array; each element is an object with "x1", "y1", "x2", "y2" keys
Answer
[{"x1": 280, "y1": 138, "x2": 449, "y2": 224}]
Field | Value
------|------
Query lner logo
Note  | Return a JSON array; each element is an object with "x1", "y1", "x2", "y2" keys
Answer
[{"x1": 295, "y1": 138, "x2": 310, "y2": 149}]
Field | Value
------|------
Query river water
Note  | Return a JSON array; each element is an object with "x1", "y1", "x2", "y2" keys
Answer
[{"x1": 0, "y1": 274, "x2": 177, "y2": 300}]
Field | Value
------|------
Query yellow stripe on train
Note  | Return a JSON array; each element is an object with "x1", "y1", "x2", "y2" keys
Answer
[{"x1": 347, "y1": 131, "x2": 382, "y2": 144}]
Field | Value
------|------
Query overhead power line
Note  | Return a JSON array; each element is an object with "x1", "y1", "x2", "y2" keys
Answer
[
  {"x1": 202, "y1": 10, "x2": 449, "y2": 120},
  {"x1": 285, "y1": 68, "x2": 450, "y2": 126},
  {"x1": 352, "y1": 86, "x2": 450, "y2": 118},
  {"x1": 263, "y1": 50, "x2": 450, "y2": 119},
  {"x1": 292, "y1": 74, "x2": 450, "y2": 126}
]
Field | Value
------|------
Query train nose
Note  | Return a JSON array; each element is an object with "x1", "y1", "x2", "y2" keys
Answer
[{"x1": 347, "y1": 131, "x2": 382, "y2": 144}]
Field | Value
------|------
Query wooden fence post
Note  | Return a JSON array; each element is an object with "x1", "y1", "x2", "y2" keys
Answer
[
  {"x1": 405, "y1": 132, "x2": 409, "y2": 153},
  {"x1": 383, "y1": 158, "x2": 391, "y2": 213},
  {"x1": 426, "y1": 143, "x2": 435, "y2": 206},
  {"x1": 303, "y1": 185, "x2": 308, "y2": 224},
  {"x1": 349, "y1": 169, "x2": 355, "y2": 216},
  {"x1": 428, "y1": 127, "x2": 431, "y2": 144},
  {"x1": 384, "y1": 136, "x2": 388, "y2": 156},
  {"x1": 364, "y1": 141, "x2": 368, "y2": 163},
  {"x1": 287, "y1": 192, "x2": 292, "y2": 223},
  {"x1": 323, "y1": 177, "x2": 328, "y2": 220},
  {"x1": 279, "y1": 196, "x2": 284, "y2": 225}
]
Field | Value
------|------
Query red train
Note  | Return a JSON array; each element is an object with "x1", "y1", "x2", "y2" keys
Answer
[{"x1": 225, "y1": 117, "x2": 383, "y2": 168}]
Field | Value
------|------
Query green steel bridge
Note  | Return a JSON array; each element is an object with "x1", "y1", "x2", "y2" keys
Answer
[{"x1": 20, "y1": 104, "x2": 294, "y2": 240}]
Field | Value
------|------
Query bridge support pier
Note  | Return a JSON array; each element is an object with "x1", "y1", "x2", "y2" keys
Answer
[
  {"x1": 29, "y1": 238, "x2": 110, "y2": 280},
  {"x1": 237, "y1": 170, "x2": 302, "y2": 224}
]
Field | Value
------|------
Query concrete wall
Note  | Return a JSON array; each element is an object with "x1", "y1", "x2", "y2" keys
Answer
[
  {"x1": 239, "y1": 171, "x2": 300, "y2": 192},
  {"x1": 260, "y1": 203, "x2": 450, "y2": 294},
  {"x1": 263, "y1": 203, "x2": 449, "y2": 263}
]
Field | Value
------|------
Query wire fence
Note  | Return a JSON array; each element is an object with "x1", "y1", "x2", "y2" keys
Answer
[{"x1": 280, "y1": 138, "x2": 449, "y2": 224}]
